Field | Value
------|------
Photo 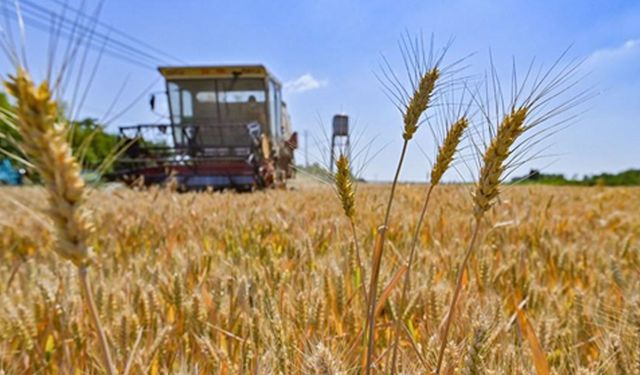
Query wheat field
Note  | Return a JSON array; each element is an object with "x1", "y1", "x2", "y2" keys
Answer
[
  {"x1": 1, "y1": 183, "x2": 638, "y2": 374},
  {"x1": 0, "y1": 18, "x2": 633, "y2": 373}
]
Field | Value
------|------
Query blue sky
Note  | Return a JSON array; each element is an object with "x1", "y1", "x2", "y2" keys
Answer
[{"x1": 1, "y1": 0, "x2": 639, "y2": 181}]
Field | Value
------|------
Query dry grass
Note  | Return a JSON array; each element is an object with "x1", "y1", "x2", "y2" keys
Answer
[{"x1": 0, "y1": 184, "x2": 638, "y2": 374}]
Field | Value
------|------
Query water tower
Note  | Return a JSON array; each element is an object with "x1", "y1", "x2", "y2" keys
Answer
[{"x1": 330, "y1": 114, "x2": 350, "y2": 172}]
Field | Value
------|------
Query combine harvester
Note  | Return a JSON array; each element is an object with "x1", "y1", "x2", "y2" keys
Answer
[{"x1": 114, "y1": 65, "x2": 298, "y2": 191}]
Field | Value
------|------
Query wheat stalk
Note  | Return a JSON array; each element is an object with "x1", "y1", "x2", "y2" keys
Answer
[
  {"x1": 4, "y1": 69, "x2": 117, "y2": 375},
  {"x1": 390, "y1": 116, "x2": 468, "y2": 373},
  {"x1": 364, "y1": 64, "x2": 440, "y2": 374},
  {"x1": 435, "y1": 107, "x2": 527, "y2": 374}
]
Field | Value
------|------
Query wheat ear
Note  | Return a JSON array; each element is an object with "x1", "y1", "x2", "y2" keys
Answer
[
  {"x1": 435, "y1": 107, "x2": 527, "y2": 374},
  {"x1": 431, "y1": 117, "x2": 469, "y2": 185},
  {"x1": 403, "y1": 69, "x2": 440, "y2": 141},
  {"x1": 462, "y1": 326, "x2": 486, "y2": 375},
  {"x1": 390, "y1": 116, "x2": 468, "y2": 373},
  {"x1": 473, "y1": 107, "x2": 528, "y2": 218},
  {"x1": 335, "y1": 154, "x2": 368, "y2": 305},
  {"x1": 365, "y1": 67, "x2": 440, "y2": 375},
  {"x1": 4, "y1": 69, "x2": 117, "y2": 375},
  {"x1": 335, "y1": 154, "x2": 356, "y2": 221}
]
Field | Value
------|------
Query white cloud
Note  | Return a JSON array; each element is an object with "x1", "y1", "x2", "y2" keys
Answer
[
  {"x1": 586, "y1": 38, "x2": 640, "y2": 67},
  {"x1": 284, "y1": 73, "x2": 327, "y2": 94}
]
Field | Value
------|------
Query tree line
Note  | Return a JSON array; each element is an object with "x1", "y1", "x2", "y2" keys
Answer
[{"x1": 513, "y1": 168, "x2": 640, "y2": 186}]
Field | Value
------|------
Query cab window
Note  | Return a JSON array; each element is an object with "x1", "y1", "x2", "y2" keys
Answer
[{"x1": 268, "y1": 79, "x2": 282, "y2": 139}]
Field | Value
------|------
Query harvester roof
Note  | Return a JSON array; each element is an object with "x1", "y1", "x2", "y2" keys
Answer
[{"x1": 158, "y1": 65, "x2": 280, "y2": 84}]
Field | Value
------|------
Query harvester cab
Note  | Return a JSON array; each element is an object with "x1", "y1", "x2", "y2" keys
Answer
[{"x1": 115, "y1": 65, "x2": 297, "y2": 190}]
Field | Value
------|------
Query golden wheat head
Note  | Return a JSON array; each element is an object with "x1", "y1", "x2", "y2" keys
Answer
[
  {"x1": 472, "y1": 107, "x2": 527, "y2": 218},
  {"x1": 4, "y1": 69, "x2": 93, "y2": 267},
  {"x1": 403, "y1": 68, "x2": 440, "y2": 141},
  {"x1": 335, "y1": 154, "x2": 356, "y2": 220},
  {"x1": 431, "y1": 116, "x2": 468, "y2": 185}
]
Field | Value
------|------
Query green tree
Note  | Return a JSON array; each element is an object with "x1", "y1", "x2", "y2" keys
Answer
[
  {"x1": 69, "y1": 118, "x2": 122, "y2": 171},
  {"x1": 1, "y1": 92, "x2": 123, "y2": 176}
]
